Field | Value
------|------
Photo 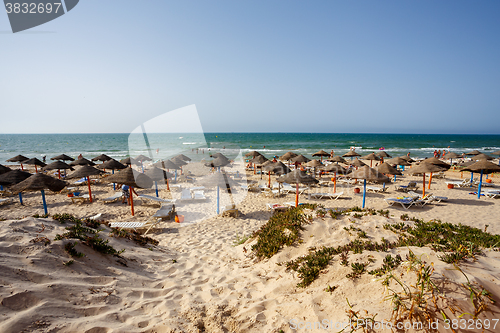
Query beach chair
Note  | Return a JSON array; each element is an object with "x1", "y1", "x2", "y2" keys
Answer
[
  {"x1": 267, "y1": 203, "x2": 288, "y2": 214},
  {"x1": 0, "y1": 198, "x2": 12, "y2": 206},
  {"x1": 137, "y1": 194, "x2": 176, "y2": 205},
  {"x1": 366, "y1": 186, "x2": 387, "y2": 193},
  {"x1": 484, "y1": 190, "x2": 500, "y2": 199},
  {"x1": 179, "y1": 189, "x2": 193, "y2": 201},
  {"x1": 151, "y1": 204, "x2": 176, "y2": 221},
  {"x1": 309, "y1": 191, "x2": 345, "y2": 200},
  {"x1": 109, "y1": 219, "x2": 162, "y2": 235},
  {"x1": 395, "y1": 181, "x2": 418, "y2": 192},
  {"x1": 445, "y1": 179, "x2": 471, "y2": 188},
  {"x1": 261, "y1": 188, "x2": 280, "y2": 198},
  {"x1": 192, "y1": 190, "x2": 207, "y2": 201},
  {"x1": 102, "y1": 192, "x2": 123, "y2": 204},
  {"x1": 384, "y1": 197, "x2": 424, "y2": 209},
  {"x1": 283, "y1": 202, "x2": 307, "y2": 207},
  {"x1": 220, "y1": 204, "x2": 240, "y2": 217},
  {"x1": 71, "y1": 194, "x2": 95, "y2": 204}
]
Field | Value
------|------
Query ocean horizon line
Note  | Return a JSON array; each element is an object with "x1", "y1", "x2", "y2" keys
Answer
[{"x1": 1, "y1": 132, "x2": 500, "y2": 136}]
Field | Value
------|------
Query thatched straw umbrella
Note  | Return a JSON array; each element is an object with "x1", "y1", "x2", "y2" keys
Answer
[
  {"x1": 443, "y1": 152, "x2": 461, "y2": 165},
  {"x1": 245, "y1": 151, "x2": 263, "y2": 158},
  {"x1": 97, "y1": 159, "x2": 127, "y2": 190},
  {"x1": 145, "y1": 167, "x2": 173, "y2": 197},
  {"x1": 403, "y1": 163, "x2": 447, "y2": 197},
  {"x1": 22, "y1": 158, "x2": 46, "y2": 173},
  {"x1": 42, "y1": 161, "x2": 74, "y2": 179},
  {"x1": 421, "y1": 157, "x2": 451, "y2": 189},
  {"x1": 104, "y1": 168, "x2": 153, "y2": 216},
  {"x1": 350, "y1": 159, "x2": 366, "y2": 168},
  {"x1": 66, "y1": 166, "x2": 104, "y2": 203},
  {"x1": 350, "y1": 166, "x2": 390, "y2": 208},
  {"x1": 277, "y1": 169, "x2": 318, "y2": 207},
  {"x1": 312, "y1": 150, "x2": 330, "y2": 163},
  {"x1": 360, "y1": 153, "x2": 380, "y2": 167},
  {"x1": 327, "y1": 156, "x2": 348, "y2": 164},
  {"x1": 91, "y1": 154, "x2": 112, "y2": 162},
  {"x1": 69, "y1": 158, "x2": 95, "y2": 167},
  {"x1": 376, "y1": 151, "x2": 392, "y2": 163},
  {"x1": 120, "y1": 157, "x2": 137, "y2": 167},
  {"x1": 263, "y1": 161, "x2": 291, "y2": 189},
  {"x1": 10, "y1": 173, "x2": 67, "y2": 215},
  {"x1": 279, "y1": 152, "x2": 298, "y2": 165},
  {"x1": 249, "y1": 155, "x2": 268, "y2": 176},
  {"x1": 199, "y1": 171, "x2": 238, "y2": 214},
  {"x1": 463, "y1": 160, "x2": 500, "y2": 199},
  {"x1": 471, "y1": 153, "x2": 494, "y2": 161},
  {"x1": 51, "y1": 154, "x2": 74, "y2": 162},
  {"x1": 0, "y1": 164, "x2": 12, "y2": 190},
  {"x1": 6, "y1": 155, "x2": 28, "y2": 171},
  {"x1": 305, "y1": 159, "x2": 323, "y2": 178},
  {"x1": 175, "y1": 154, "x2": 192, "y2": 162},
  {"x1": 0, "y1": 169, "x2": 31, "y2": 204},
  {"x1": 465, "y1": 150, "x2": 481, "y2": 156},
  {"x1": 342, "y1": 151, "x2": 361, "y2": 160},
  {"x1": 376, "y1": 162, "x2": 402, "y2": 185},
  {"x1": 291, "y1": 155, "x2": 310, "y2": 164},
  {"x1": 323, "y1": 163, "x2": 345, "y2": 193}
]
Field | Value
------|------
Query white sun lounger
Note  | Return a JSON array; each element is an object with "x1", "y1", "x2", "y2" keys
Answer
[
  {"x1": 220, "y1": 204, "x2": 240, "y2": 217},
  {"x1": 309, "y1": 191, "x2": 345, "y2": 200},
  {"x1": 102, "y1": 192, "x2": 123, "y2": 204},
  {"x1": 384, "y1": 197, "x2": 424, "y2": 209},
  {"x1": 445, "y1": 179, "x2": 471, "y2": 188},
  {"x1": 0, "y1": 198, "x2": 12, "y2": 206},
  {"x1": 366, "y1": 186, "x2": 387, "y2": 193},
  {"x1": 484, "y1": 190, "x2": 500, "y2": 199},
  {"x1": 267, "y1": 203, "x2": 288, "y2": 212},
  {"x1": 179, "y1": 189, "x2": 193, "y2": 201},
  {"x1": 109, "y1": 219, "x2": 161, "y2": 235},
  {"x1": 137, "y1": 194, "x2": 176, "y2": 205},
  {"x1": 71, "y1": 194, "x2": 94, "y2": 204},
  {"x1": 151, "y1": 204, "x2": 175, "y2": 220},
  {"x1": 193, "y1": 190, "x2": 207, "y2": 200}
]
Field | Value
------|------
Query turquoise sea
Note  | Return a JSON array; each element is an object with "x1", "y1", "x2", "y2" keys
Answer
[{"x1": 1, "y1": 133, "x2": 499, "y2": 165}]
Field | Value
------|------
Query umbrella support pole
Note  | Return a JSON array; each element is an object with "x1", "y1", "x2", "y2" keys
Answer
[
  {"x1": 295, "y1": 183, "x2": 299, "y2": 207},
  {"x1": 130, "y1": 187, "x2": 135, "y2": 216},
  {"x1": 268, "y1": 172, "x2": 271, "y2": 188},
  {"x1": 394, "y1": 174, "x2": 396, "y2": 182},
  {"x1": 428, "y1": 173, "x2": 433, "y2": 190},
  {"x1": 478, "y1": 170, "x2": 483, "y2": 199},
  {"x1": 0, "y1": 185, "x2": 2, "y2": 191},
  {"x1": 422, "y1": 174, "x2": 426, "y2": 198},
  {"x1": 35, "y1": 165, "x2": 38, "y2": 173},
  {"x1": 362, "y1": 180, "x2": 366, "y2": 208},
  {"x1": 18, "y1": 192, "x2": 23, "y2": 205},
  {"x1": 58, "y1": 170, "x2": 61, "y2": 179},
  {"x1": 166, "y1": 178, "x2": 170, "y2": 191},
  {"x1": 217, "y1": 185, "x2": 220, "y2": 214},
  {"x1": 87, "y1": 177, "x2": 93, "y2": 203},
  {"x1": 41, "y1": 190, "x2": 48, "y2": 215},
  {"x1": 470, "y1": 172, "x2": 474, "y2": 187},
  {"x1": 21, "y1": 164, "x2": 24, "y2": 171},
  {"x1": 113, "y1": 169, "x2": 115, "y2": 190},
  {"x1": 155, "y1": 181, "x2": 159, "y2": 197},
  {"x1": 334, "y1": 173, "x2": 336, "y2": 193}
]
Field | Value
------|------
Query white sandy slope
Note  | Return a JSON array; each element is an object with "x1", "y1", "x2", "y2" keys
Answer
[{"x1": 0, "y1": 164, "x2": 500, "y2": 332}]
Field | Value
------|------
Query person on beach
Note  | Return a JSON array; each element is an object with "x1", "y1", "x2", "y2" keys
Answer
[
  {"x1": 78, "y1": 154, "x2": 83, "y2": 159},
  {"x1": 120, "y1": 184, "x2": 137, "y2": 205},
  {"x1": 330, "y1": 150, "x2": 334, "y2": 158},
  {"x1": 407, "y1": 152, "x2": 411, "y2": 157}
]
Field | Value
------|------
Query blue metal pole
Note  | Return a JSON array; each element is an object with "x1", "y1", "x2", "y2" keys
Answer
[
  {"x1": 175, "y1": 170, "x2": 177, "y2": 182},
  {"x1": 470, "y1": 172, "x2": 474, "y2": 187},
  {"x1": 394, "y1": 174, "x2": 396, "y2": 182},
  {"x1": 155, "y1": 181, "x2": 158, "y2": 197},
  {"x1": 478, "y1": 170, "x2": 483, "y2": 199},
  {"x1": 0, "y1": 185, "x2": 3, "y2": 191},
  {"x1": 18, "y1": 192, "x2": 23, "y2": 205},
  {"x1": 113, "y1": 169, "x2": 115, "y2": 190},
  {"x1": 141, "y1": 161, "x2": 144, "y2": 173},
  {"x1": 362, "y1": 179, "x2": 366, "y2": 208},
  {"x1": 41, "y1": 190, "x2": 48, "y2": 215},
  {"x1": 217, "y1": 185, "x2": 220, "y2": 214}
]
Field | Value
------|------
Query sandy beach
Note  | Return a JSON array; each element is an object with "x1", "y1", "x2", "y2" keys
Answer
[{"x1": 1, "y1": 160, "x2": 500, "y2": 332}]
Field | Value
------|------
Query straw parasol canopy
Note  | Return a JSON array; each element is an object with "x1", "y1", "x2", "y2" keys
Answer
[
  {"x1": 51, "y1": 154, "x2": 74, "y2": 161},
  {"x1": 277, "y1": 169, "x2": 318, "y2": 207},
  {"x1": 323, "y1": 163, "x2": 345, "y2": 173},
  {"x1": 376, "y1": 151, "x2": 392, "y2": 158},
  {"x1": 211, "y1": 152, "x2": 227, "y2": 159},
  {"x1": 205, "y1": 157, "x2": 231, "y2": 168},
  {"x1": 463, "y1": 160, "x2": 500, "y2": 199},
  {"x1": 280, "y1": 152, "x2": 298, "y2": 161},
  {"x1": 471, "y1": 153, "x2": 494, "y2": 161},
  {"x1": 312, "y1": 150, "x2": 330, "y2": 157},
  {"x1": 23, "y1": 157, "x2": 46, "y2": 168},
  {"x1": 6, "y1": 155, "x2": 28, "y2": 163},
  {"x1": 135, "y1": 154, "x2": 152, "y2": 162},
  {"x1": 342, "y1": 151, "x2": 361, "y2": 158},
  {"x1": 263, "y1": 161, "x2": 291, "y2": 175},
  {"x1": 400, "y1": 155, "x2": 415, "y2": 163},
  {"x1": 66, "y1": 165, "x2": 104, "y2": 180},
  {"x1": 361, "y1": 153, "x2": 380, "y2": 161},
  {"x1": 350, "y1": 166, "x2": 391, "y2": 208},
  {"x1": 69, "y1": 158, "x2": 95, "y2": 166},
  {"x1": 120, "y1": 157, "x2": 137, "y2": 166},
  {"x1": 421, "y1": 157, "x2": 451, "y2": 170},
  {"x1": 403, "y1": 163, "x2": 447, "y2": 197},
  {"x1": 0, "y1": 170, "x2": 31, "y2": 186},
  {"x1": 156, "y1": 159, "x2": 181, "y2": 170},
  {"x1": 91, "y1": 154, "x2": 112, "y2": 162},
  {"x1": 97, "y1": 159, "x2": 127, "y2": 170},
  {"x1": 174, "y1": 154, "x2": 191, "y2": 162},
  {"x1": 291, "y1": 155, "x2": 310, "y2": 163},
  {"x1": 305, "y1": 159, "x2": 323, "y2": 167},
  {"x1": 465, "y1": 150, "x2": 481, "y2": 156},
  {"x1": 350, "y1": 159, "x2": 367, "y2": 168},
  {"x1": 104, "y1": 167, "x2": 153, "y2": 188},
  {"x1": 491, "y1": 150, "x2": 500, "y2": 156},
  {"x1": 145, "y1": 167, "x2": 173, "y2": 181},
  {"x1": 10, "y1": 173, "x2": 67, "y2": 192},
  {"x1": 42, "y1": 161, "x2": 73, "y2": 171},
  {"x1": 171, "y1": 157, "x2": 187, "y2": 166},
  {"x1": 376, "y1": 162, "x2": 402, "y2": 176},
  {"x1": 0, "y1": 164, "x2": 12, "y2": 175},
  {"x1": 250, "y1": 155, "x2": 268, "y2": 165},
  {"x1": 327, "y1": 156, "x2": 347, "y2": 164},
  {"x1": 385, "y1": 157, "x2": 411, "y2": 166},
  {"x1": 443, "y1": 152, "x2": 461, "y2": 159},
  {"x1": 245, "y1": 151, "x2": 263, "y2": 158}
]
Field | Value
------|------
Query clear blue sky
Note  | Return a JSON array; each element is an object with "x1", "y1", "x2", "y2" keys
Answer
[{"x1": 1, "y1": 0, "x2": 500, "y2": 134}]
